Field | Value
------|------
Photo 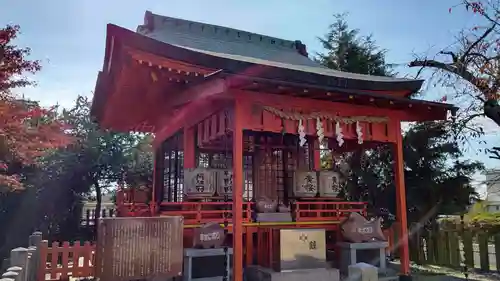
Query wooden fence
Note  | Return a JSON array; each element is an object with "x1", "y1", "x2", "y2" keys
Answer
[
  {"x1": 38, "y1": 241, "x2": 95, "y2": 281},
  {"x1": 408, "y1": 229, "x2": 500, "y2": 272},
  {"x1": 1, "y1": 232, "x2": 95, "y2": 281}
]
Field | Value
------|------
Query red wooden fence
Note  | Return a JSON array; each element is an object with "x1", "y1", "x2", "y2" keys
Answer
[{"x1": 38, "y1": 241, "x2": 95, "y2": 281}]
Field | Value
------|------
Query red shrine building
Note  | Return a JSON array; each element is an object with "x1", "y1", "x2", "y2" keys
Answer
[{"x1": 91, "y1": 11, "x2": 455, "y2": 281}]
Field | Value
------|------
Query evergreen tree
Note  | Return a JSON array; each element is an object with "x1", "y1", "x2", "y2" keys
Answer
[
  {"x1": 317, "y1": 14, "x2": 392, "y2": 77},
  {"x1": 316, "y1": 15, "x2": 482, "y2": 226}
]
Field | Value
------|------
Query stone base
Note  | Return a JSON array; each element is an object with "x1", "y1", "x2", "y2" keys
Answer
[
  {"x1": 348, "y1": 263, "x2": 378, "y2": 281},
  {"x1": 337, "y1": 241, "x2": 388, "y2": 274},
  {"x1": 183, "y1": 248, "x2": 233, "y2": 281},
  {"x1": 256, "y1": 213, "x2": 293, "y2": 222},
  {"x1": 245, "y1": 265, "x2": 340, "y2": 281}
]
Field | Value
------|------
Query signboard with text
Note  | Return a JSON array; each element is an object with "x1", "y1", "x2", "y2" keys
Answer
[{"x1": 95, "y1": 216, "x2": 184, "y2": 281}]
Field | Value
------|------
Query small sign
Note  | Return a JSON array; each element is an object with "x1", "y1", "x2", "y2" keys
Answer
[
  {"x1": 279, "y1": 229, "x2": 326, "y2": 271},
  {"x1": 193, "y1": 222, "x2": 225, "y2": 249}
]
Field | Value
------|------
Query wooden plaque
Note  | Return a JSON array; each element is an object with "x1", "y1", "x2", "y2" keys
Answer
[
  {"x1": 293, "y1": 171, "x2": 318, "y2": 197},
  {"x1": 184, "y1": 168, "x2": 216, "y2": 197},
  {"x1": 96, "y1": 216, "x2": 184, "y2": 281},
  {"x1": 216, "y1": 169, "x2": 233, "y2": 197},
  {"x1": 318, "y1": 171, "x2": 342, "y2": 197}
]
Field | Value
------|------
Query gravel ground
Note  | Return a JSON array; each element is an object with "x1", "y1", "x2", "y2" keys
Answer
[{"x1": 390, "y1": 262, "x2": 500, "y2": 281}]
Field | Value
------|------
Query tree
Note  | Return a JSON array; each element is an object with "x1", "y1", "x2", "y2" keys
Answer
[
  {"x1": 0, "y1": 25, "x2": 70, "y2": 191},
  {"x1": 53, "y1": 96, "x2": 150, "y2": 229},
  {"x1": 409, "y1": 1, "x2": 500, "y2": 132},
  {"x1": 317, "y1": 13, "x2": 393, "y2": 77},
  {"x1": 317, "y1": 13, "x2": 393, "y2": 171},
  {"x1": 316, "y1": 15, "x2": 482, "y2": 226},
  {"x1": 41, "y1": 96, "x2": 154, "y2": 231},
  {"x1": 402, "y1": 122, "x2": 482, "y2": 224},
  {"x1": 124, "y1": 134, "x2": 154, "y2": 188}
]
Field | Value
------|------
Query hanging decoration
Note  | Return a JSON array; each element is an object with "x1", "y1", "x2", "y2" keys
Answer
[
  {"x1": 316, "y1": 117, "x2": 325, "y2": 144},
  {"x1": 261, "y1": 106, "x2": 388, "y2": 123},
  {"x1": 298, "y1": 119, "x2": 307, "y2": 147},
  {"x1": 335, "y1": 122, "x2": 344, "y2": 147},
  {"x1": 356, "y1": 121, "x2": 363, "y2": 144}
]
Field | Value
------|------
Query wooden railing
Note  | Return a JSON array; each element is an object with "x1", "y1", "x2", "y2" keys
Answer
[
  {"x1": 81, "y1": 208, "x2": 116, "y2": 226},
  {"x1": 159, "y1": 201, "x2": 254, "y2": 224},
  {"x1": 294, "y1": 201, "x2": 367, "y2": 222},
  {"x1": 156, "y1": 201, "x2": 367, "y2": 224}
]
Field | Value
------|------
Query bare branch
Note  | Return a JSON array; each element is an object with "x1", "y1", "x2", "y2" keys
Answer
[
  {"x1": 439, "y1": 51, "x2": 458, "y2": 63},
  {"x1": 461, "y1": 23, "x2": 497, "y2": 62},
  {"x1": 409, "y1": 59, "x2": 477, "y2": 86}
]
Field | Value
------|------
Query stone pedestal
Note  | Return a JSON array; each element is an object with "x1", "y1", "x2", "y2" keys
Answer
[
  {"x1": 337, "y1": 241, "x2": 388, "y2": 274},
  {"x1": 255, "y1": 213, "x2": 292, "y2": 222},
  {"x1": 183, "y1": 248, "x2": 233, "y2": 281},
  {"x1": 348, "y1": 262, "x2": 378, "y2": 281},
  {"x1": 245, "y1": 265, "x2": 340, "y2": 281}
]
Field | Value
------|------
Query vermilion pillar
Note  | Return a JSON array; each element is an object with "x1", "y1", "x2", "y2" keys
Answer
[
  {"x1": 312, "y1": 139, "x2": 321, "y2": 171},
  {"x1": 151, "y1": 152, "x2": 157, "y2": 215},
  {"x1": 394, "y1": 120, "x2": 410, "y2": 278},
  {"x1": 151, "y1": 147, "x2": 164, "y2": 215},
  {"x1": 183, "y1": 127, "x2": 196, "y2": 168},
  {"x1": 232, "y1": 100, "x2": 244, "y2": 281}
]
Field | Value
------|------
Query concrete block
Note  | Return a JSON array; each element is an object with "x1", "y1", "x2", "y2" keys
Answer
[
  {"x1": 245, "y1": 265, "x2": 340, "y2": 281},
  {"x1": 348, "y1": 262, "x2": 378, "y2": 281}
]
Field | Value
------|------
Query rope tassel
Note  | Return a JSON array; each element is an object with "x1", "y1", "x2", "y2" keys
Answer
[
  {"x1": 298, "y1": 119, "x2": 307, "y2": 147},
  {"x1": 316, "y1": 117, "x2": 324, "y2": 145},
  {"x1": 335, "y1": 122, "x2": 344, "y2": 147}
]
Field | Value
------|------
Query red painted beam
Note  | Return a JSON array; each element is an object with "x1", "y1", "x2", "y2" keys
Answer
[{"x1": 152, "y1": 78, "x2": 230, "y2": 147}]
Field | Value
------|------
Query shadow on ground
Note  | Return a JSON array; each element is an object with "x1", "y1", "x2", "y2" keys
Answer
[{"x1": 389, "y1": 261, "x2": 500, "y2": 281}]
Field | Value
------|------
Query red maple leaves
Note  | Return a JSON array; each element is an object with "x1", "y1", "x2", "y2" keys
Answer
[{"x1": 0, "y1": 24, "x2": 71, "y2": 191}]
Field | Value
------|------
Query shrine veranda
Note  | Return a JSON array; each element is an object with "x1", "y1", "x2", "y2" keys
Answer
[{"x1": 90, "y1": 11, "x2": 456, "y2": 281}]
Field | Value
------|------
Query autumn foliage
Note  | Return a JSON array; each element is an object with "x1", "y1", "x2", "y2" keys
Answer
[
  {"x1": 410, "y1": 0, "x2": 500, "y2": 131},
  {"x1": 0, "y1": 25, "x2": 71, "y2": 191}
]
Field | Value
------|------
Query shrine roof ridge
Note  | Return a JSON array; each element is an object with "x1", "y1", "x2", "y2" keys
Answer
[
  {"x1": 138, "y1": 11, "x2": 301, "y2": 52},
  {"x1": 132, "y1": 11, "x2": 422, "y2": 88}
]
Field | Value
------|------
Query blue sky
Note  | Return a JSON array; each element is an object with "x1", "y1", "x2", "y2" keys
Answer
[{"x1": 1, "y1": 0, "x2": 498, "y2": 193}]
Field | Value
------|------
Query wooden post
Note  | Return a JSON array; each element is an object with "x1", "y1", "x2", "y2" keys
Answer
[
  {"x1": 184, "y1": 127, "x2": 196, "y2": 169},
  {"x1": 478, "y1": 233, "x2": 490, "y2": 271},
  {"x1": 151, "y1": 150, "x2": 159, "y2": 214},
  {"x1": 312, "y1": 140, "x2": 321, "y2": 171},
  {"x1": 393, "y1": 121, "x2": 411, "y2": 279},
  {"x1": 232, "y1": 100, "x2": 244, "y2": 281}
]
